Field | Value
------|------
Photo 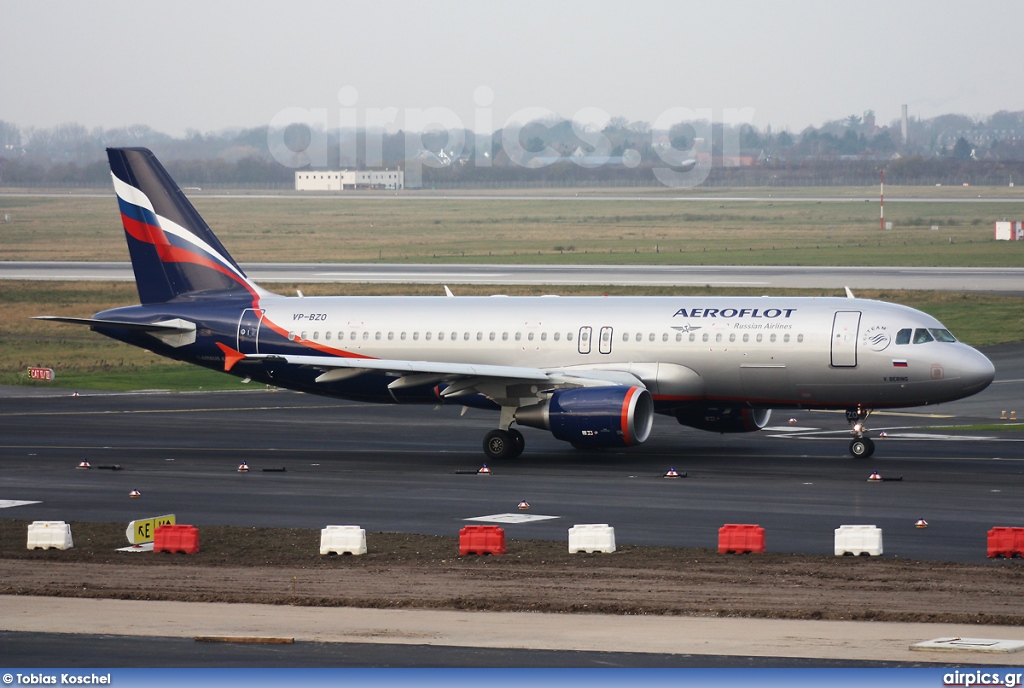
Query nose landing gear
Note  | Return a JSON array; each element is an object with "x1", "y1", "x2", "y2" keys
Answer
[{"x1": 846, "y1": 407, "x2": 875, "y2": 458}]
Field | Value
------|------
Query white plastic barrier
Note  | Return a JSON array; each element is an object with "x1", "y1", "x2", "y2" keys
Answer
[
  {"x1": 834, "y1": 525, "x2": 883, "y2": 556},
  {"x1": 568, "y1": 523, "x2": 616, "y2": 554},
  {"x1": 320, "y1": 525, "x2": 367, "y2": 555},
  {"x1": 27, "y1": 521, "x2": 74, "y2": 550}
]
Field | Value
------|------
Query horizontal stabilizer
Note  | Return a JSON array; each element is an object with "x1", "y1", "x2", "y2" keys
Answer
[{"x1": 33, "y1": 316, "x2": 196, "y2": 333}]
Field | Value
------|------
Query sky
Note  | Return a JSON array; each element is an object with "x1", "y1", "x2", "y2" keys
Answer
[{"x1": 3, "y1": 0, "x2": 1023, "y2": 137}]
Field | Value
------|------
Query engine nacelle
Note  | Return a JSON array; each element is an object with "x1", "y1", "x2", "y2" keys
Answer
[
  {"x1": 674, "y1": 406, "x2": 771, "y2": 433},
  {"x1": 516, "y1": 386, "x2": 654, "y2": 448}
]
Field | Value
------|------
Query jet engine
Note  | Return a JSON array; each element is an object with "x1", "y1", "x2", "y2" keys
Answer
[
  {"x1": 674, "y1": 406, "x2": 771, "y2": 433},
  {"x1": 516, "y1": 386, "x2": 654, "y2": 448}
]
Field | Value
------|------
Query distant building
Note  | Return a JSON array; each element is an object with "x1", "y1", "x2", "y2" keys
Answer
[{"x1": 295, "y1": 169, "x2": 404, "y2": 191}]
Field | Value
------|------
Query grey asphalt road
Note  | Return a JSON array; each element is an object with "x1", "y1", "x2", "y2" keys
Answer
[
  {"x1": 4, "y1": 262, "x2": 1024, "y2": 293},
  {"x1": 2, "y1": 343, "x2": 1022, "y2": 564}
]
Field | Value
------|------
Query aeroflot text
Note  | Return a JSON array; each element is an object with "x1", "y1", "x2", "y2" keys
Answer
[
  {"x1": 11, "y1": 675, "x2": 111, "y2": 685},
  {"x1": 673, "y1": 308, "x2": 797, "y2": 319}
]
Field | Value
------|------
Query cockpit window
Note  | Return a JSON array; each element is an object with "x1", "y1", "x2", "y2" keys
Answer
[
  {"x1": 913, "y1": 328, "x2": 934, "y2": 344},
  {"x1": 929, "y1": 328, "x2": 957, "y2": 343},
  {"x1": 895, "y1": 328, "x2": 912, "y2": 345}
]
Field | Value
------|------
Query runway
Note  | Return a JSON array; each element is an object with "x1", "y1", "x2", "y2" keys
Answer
[
  {"x1": 2, "y1": 345, "x2": 1023, "y2": 666},
  {"x1": 4, "y1": 262, "x2": 1024, "y2": 293},
  {"x1": 2, "y1": 343, "x2": 1023, "y2": 564}
]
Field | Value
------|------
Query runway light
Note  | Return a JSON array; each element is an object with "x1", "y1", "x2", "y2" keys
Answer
[
  {"x1": 477, "y1": 464, "x2": 491, "y2": 475},
  {"x1": 915, "y1": 518, "x2": 928, "y2": 529},
  {"x1": 237, "y1": 462, "x2": 250, "y2": 473},
  {"x1": 518, "y1": 500, "x2": 530, "y2": 511},
  {"x1": 788, "y1": 418, "x2": 798, "y2": 425},
  {"x1": 664, "y1": 467, "x2": 681, "y2": 478},
  {"x1": 129, "y1": 489, "x2": 141, "y2": 499},
  {"x1": 868, "y1": 471, "x2": 882, "y2": 481},
  {"x1": 878, "y1": 431, "x2": 888, "y2": 438},
  {"x1": 76, "y1": 460, "x2": 91, "y2": 469}
]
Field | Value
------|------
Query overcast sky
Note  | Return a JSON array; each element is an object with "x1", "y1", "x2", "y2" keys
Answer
[{"x1": 4, "y1": 0, "x2": 1023, "y2": 137}]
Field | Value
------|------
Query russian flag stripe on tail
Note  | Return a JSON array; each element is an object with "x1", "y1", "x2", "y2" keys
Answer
[{"x1": 107, "y1": 148, "x2": 266, "y2": 305}]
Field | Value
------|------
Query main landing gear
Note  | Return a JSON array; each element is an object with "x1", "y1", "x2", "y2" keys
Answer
[
  {"x1": 846, "y1": 407, "x2": 875, "y2": 459},
  {"x1": 483, "y1": 428, "x2": 525, "y2": 460}
]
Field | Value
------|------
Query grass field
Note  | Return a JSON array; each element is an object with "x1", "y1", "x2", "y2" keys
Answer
[
  {"x1": 2, "y1": 190, "x2": 1023, "y2": 265},
  {"x1": 3, "y1": 280, "x2": 1022, "y2": 392}
]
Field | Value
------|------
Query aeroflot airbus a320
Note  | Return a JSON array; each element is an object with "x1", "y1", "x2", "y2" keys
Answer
[{"x1": 38, "y1": 148, "x2": 995, "y2": 460}]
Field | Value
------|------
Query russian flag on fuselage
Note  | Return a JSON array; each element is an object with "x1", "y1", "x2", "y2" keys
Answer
[{"x1": 107, "y1": 148, "x2": 262, "y2": 306}]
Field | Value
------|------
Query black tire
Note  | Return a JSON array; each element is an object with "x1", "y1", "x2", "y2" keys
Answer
[
  {"x1": 849, "y1": 437, "x2": 875, "y2": 459},
  {"x1": 483, "y1": 429, "x2": 513, "y2": 460},
  {"x1": 508, "y1": 428, "x2": 525, "y2": 458}
]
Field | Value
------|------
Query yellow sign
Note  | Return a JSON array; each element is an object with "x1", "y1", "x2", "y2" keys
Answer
[{"x1": 125, "y1": 514, "x2": 176, "y2": 544}]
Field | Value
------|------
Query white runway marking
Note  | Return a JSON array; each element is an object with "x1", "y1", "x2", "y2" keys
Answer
[
  {"x1": 0, "y1": 500, "x2": 41, "y2": 509},
  {"x1": 465, "y1": 513, "x2": 560, "y2": 524}
]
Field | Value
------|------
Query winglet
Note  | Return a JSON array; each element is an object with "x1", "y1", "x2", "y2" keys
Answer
[
  {"x1": 444, "y1": 285, "x2": 454, "y2": 298},
  {"x1": 216, "y1": 342, "x2": 246, "y2": 371},
  {"x1": 844, "y1": 286, "x2": 855, "y2": 299}
]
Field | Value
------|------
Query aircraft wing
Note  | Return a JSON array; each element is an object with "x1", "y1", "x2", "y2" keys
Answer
[{"x1": 244, "y1": 353, "x2": 644, "y2": 399}]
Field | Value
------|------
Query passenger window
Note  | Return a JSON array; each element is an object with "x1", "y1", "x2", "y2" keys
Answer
[
  {"x1": 515, "y1": 332, "x2": 522, "y2": 341},
  {"x1": 375, "y1": 332, "x2": 382, "y2": 340},
  {"x1": 350, "y1": 331, "x2": 357, "y2": 340},
  {"x1": 288, "y1": 332, "x2": 295, "y2": 341},
  {"x1": 425, "y1": 332, "x2": 431, "y2": 341},
  {"x1": 541, "y1": 333, "x2": 547, "y2": 341},
  {"x1": 528, "y1": 332, "x2": 535, "y2": 341},
  {"x1": 401, "y1": 332, "x2": 407, "y2": 340},
  {"x1": 896, "y1": 328, "x2": 912, "y2": 345},
  {"x1": 797, "y1": 334, "x2": 804, "y2": 343},
  {"x1": 362, "y1": 332, "x2": 369, "y2": 340},
  {"x1": 689, "y1": 333, "x2": 696, "y2": 342},
  {"x1": 388, "y1": 332, "x2": 394, "y2": 340},
  {"x1": 770, "y1": 334, "x2": 776, "y2": 342},
  {"x1": 554, "y1": 332, "x2": 560, "y2": 341},
  {"x1": 662, "y1": 333, "x2": 669, "y2": 342},
  {"x1": 675, "y1": 333, "x2": 682, "y2": 342},
  {"x1": 567, "y1": 332, "x2": 574, "y2": 341},
  {"x1": 913, "y1": 328, "x2": 934, "y2": 344},
  {"x1": 489, "y1": 332, "x2": 496, "y2": 341},
  {"x1": 702, "y1": 333, "x2": 709, "y2": 342},
  {"x1": 325, "y1": 331, "x2": 331, "y2": 341},
  {"x1": 300, "y1": 331, "x2": 307, "y2": 340},
  {"x1": 648, "y1": 333, "x2": 655, "y2": 342},
  {"x1": 729, "y1": 333, "x2": 736, "y2": 342},
  {"x1": 502, "y1": 332, "x2": 508, "y2": 341},
  {"x1": 438, "y1": 332, "x2": 445, "y2": 341},
  {"x1": 742, "y1": 334, "x2": 749, "y2": 343},
  {"x1": 715, "y1": 333, "x2": 722, "y2": 343},
  {"x1": 313, "y1": 332, "x2": 319, "y2": 340},
  {"x1": 623, "y1": 333, "x2": 630, "y2": 342},
  {"x1": 756, "y1": 333, "x2": 762, "y2": 343},
  {"x1": 476, "y1": 332, "x2": 483, "y2": 341},
  {"x1": 784, "y1": 334, "x2": 790, "y2": 343}
]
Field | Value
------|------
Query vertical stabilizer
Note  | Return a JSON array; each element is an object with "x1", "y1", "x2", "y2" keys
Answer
[{"x1": 107, "y1": 147, "x2": 264, "y2": 305}]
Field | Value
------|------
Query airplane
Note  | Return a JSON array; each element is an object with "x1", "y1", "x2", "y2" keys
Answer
[{"x1": 37, "y1": 147, "x2": 996, "y2": 460}]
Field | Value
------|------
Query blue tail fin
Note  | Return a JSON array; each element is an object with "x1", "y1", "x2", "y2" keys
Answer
[{"x1": 107, "y1": 147, "x2": 265, "y2": 305}]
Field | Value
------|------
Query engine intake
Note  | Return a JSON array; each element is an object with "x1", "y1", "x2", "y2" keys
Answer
[
  {"x1": 674, "y1": 406, "x2": 771, "y2": 433},
  {"x1": 516, "y1": 386, "x2": 654, "y2": 448}
]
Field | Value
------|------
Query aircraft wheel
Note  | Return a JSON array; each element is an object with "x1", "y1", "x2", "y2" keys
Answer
[
  {"x1": 508, "y1": 428, "x2": 525, "y2": 458},
  {"x1": 849, "y1": 437, "x2": 875, "y2": 459},
  {"x1": 483, "y1": 429, "x2": 514, "y2": 460}
]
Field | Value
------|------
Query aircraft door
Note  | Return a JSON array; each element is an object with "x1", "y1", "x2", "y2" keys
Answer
[
  {"x1": 578, "y1": 326, "x2": 592, "y2": 355},
  {"x1": 237, "y1": 309, "x2": 265, "y2": 355},
  {"x1": 599, "y1": 326, "x2": 613, "y2": 354},
  {"x1": 831, "y1": 311, "x2": 861, "y2": 367}
]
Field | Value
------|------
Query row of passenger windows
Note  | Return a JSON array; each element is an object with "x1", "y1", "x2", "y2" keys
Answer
[
  {"x1": 895, "y1": 328, "x2": 957, "y2": 345},
  {"x1": 287, "y1": 330, "x2": 805, "y2": 345}
]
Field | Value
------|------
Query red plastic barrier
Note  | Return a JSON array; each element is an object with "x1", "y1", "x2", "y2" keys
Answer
[
  {"x1": 154, "y1": 524, "x2": 200, "y2": 554},
  {"x1": 987, "y1": 527, "x2": 1024, "y2": 558},
  {"x1": 718, "y1": 524, "x2": 766, "y2": 554},
  {"x1": 459, "y1": 525, "x2": 505, "y2": 556}
]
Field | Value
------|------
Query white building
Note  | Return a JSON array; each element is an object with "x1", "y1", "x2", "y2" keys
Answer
[{"x1": 295, "y1": 169, "x2": 404, "y2": 191}]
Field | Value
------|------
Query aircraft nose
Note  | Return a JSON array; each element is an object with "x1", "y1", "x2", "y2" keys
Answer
[{"x1": 959, "y1": 347, "x2": 995, "y2": 395}]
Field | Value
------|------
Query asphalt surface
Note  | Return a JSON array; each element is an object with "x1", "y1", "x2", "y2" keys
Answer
[
  {"x1": 2, "y1": 344, "x2": 1023, "y2": 668},
  {"x1": 2, "y1": 343, "x2": 1023, "y2": 563},
  {"x1": 4, "y1": 262, "x2": 1024, "y2": 293}
]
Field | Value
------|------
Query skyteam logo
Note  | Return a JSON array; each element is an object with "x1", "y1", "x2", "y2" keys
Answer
[{"x1": 862, "y1": 325, "x2": 891, "y2": 352}]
